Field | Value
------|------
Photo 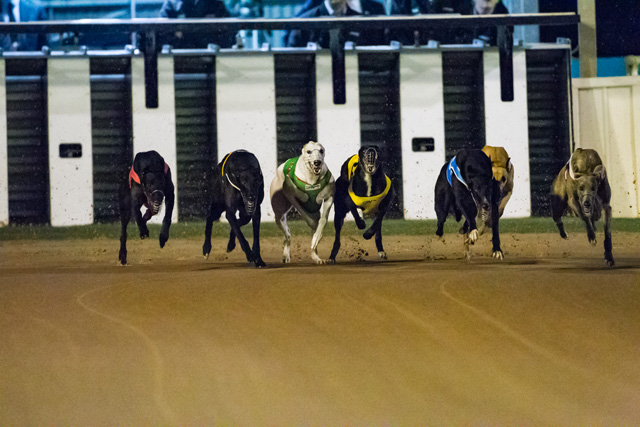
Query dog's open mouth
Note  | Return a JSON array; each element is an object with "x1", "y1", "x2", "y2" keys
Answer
[
  {"x1": 311, "y1": 163, "x2": 322, "y2": 175},
  {"x1": 245, "y1": 200, "x2": 256, "y2": 214}
]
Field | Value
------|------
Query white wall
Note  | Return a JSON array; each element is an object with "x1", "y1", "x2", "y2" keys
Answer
[
  {"x1": 0, "y1": 59, "x2": 7, "y2": 227},
  {"x1": 47, "y1": 57, "x2": 94, "y2": 226},
  {"x1": 399, "y1": 49, "x2": 445, "y2": 220},
  {"x1": 316, "y1": 49, "x2": 361, "y2": 185},
  {"x1": 216, "y1": 52, "x2": 278, "y2": 221},
  {"x1": 131, "y1": 55, "x2": 178, "y2": 224},
  {"x1": 572, "y1": 76, "x2": 640, "y2": 217},
  {"x1": 483, "y1": 47, "x2": 531, "y2": 217}
]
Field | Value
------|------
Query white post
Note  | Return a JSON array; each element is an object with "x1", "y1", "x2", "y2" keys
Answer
[
  {"x1": 315, "y1": 49, "x2": 361, "y2": 185},
  {"x1": 47, "y1": 57, "x2": 94, "y2": 226},
  {"x1": 216, "y1": 52, "x2": 278, "y2": 221},
  {"x1": 399, "y1": 49, "x2": 445, "y2": 220},
  {"x1": 0, "y1": 59, "x2": 7, "y2": 227},
  {"x1": 483, "y1": 47, "x2": 531, "y2": 217},
  {"x1": 131, "y1": 54, "x2": 178, "y2": 223}
]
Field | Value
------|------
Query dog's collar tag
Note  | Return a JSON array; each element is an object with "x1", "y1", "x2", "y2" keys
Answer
[{"x1": 446, "y1": 156, "x2": 468, "y2": 189}]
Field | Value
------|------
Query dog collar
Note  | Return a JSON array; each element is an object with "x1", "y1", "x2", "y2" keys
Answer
[
  {"x1": 129, "y1": 162, "x2": 169, "y2": 188},
  {"x1": 446, "y1": 156, "x2": 468, "y2": 189},
  {"x1": 220, "y1": 150, "x2": 246, "y2": 191}
]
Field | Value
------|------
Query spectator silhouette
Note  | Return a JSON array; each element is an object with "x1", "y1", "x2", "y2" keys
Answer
[
  {"x1": 286, "y1": 0, "x2": 387, "y2": 48},
  {"x1": 431, "y1": 0, "x2": 509, "y2": 45},
  {"x1": 159, "y1": 0, "x2": 235, "y2": 48},
  {"x1": 1, "y1": 0, "x2": 47, "y2": 51}
]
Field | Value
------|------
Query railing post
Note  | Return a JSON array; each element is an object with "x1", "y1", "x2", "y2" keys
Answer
[
  {"x1": 498, "y1": 24, "x2": 514, "y2": 102},
  {"x1": 140, "y1": 30, "x2": 159, "y2": 109},
  {"x1": 329, "y1": 28, "x2": 346, "y2": 105}
]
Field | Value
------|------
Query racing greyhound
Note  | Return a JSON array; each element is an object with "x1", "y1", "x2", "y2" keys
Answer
[
  {"x1": 270, "y1": 141, "x2": 334, "y2": 264},
  {"x1": 118, "y1": 150, "x2": 175, "y2": 265},
  {"x1": 478, "y1": 145, "x2": 514, "y2": 234},
  {"x1": 434, "y1": 148, "x2": 503, "y2": 260},
  {"x1": 329, "y1": 145, "x2": 394, "y2": 263},
  {"x1": 551, "y1": 148, "x2": 614, "y2": 266},
  {"x1": 202, "y1": 150, "x2": 266, "y2": 267}
]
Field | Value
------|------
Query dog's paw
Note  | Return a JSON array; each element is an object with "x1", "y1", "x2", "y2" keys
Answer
[
  {"x1": 468, "y1": 229, "x2": 478, "y2": 244},
  {"x1": 560, "y1": 231, "x2": 569, "y2": 240},
  {"x1": 202, "y1": 243, "x2": 212, "y2": 259},
  {"x1": 589, "y1": 238, "x2": 597, "y2": 246},
  {"x1": 363, "y1": 228, "x2": 375, "y2": 240},
  {"x1": 282, "y1": 254, "x2": 291, "y2": 264},
  {"x1": 605, "y1": 256, "x2": 615, "y2": 267},
  {"x1": 254, "y1": 258, "x2": 267, "y2": 268},
  {"x1": 437, "y1": 234, "x2": 445, "y2": 244},
  {"x1": 159, "y1": 233, "x2": 169, "y2": 248},
  {"x1": 355, "y1": 218, "x2": 366, "y2": 230},
  {"x1": 378, "y1": 251, "x2": 387, "y2": 260},
  {"x1": 139, "y1": 228, "x2": 150, "y2": 240},
  {"x1": 327, "y1": 258, "x2": 336, "y2": 265},
  {"x1": 227, "y1": 239, "x2": 236, "y2": 253},
  {"x1": 492, "y1": 250, "x2": 504, "y2": 260},
  {"x1": 119, "y1": 251, "x2": 127, "y2": 265}
]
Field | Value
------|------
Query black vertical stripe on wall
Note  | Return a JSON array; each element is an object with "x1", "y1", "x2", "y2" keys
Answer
[
  {"x1": 90, "y1": 56, "x2": 133, "y2": 222},
  {"x1": 6, "y1": 58, "x2": 49, "y2": 224},
  {"x1": 174, "y1": 55, "x2": 217, "y2": 220},
  {"x1": 442, "y1": 51, "x2": 486, "y2": 160},
  {"x1": 358, "y1": 52, "x2": 403, "y2": 217}
]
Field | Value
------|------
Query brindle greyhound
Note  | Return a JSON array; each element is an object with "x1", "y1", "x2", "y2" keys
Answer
[
  {"x1": 329, "y1": 145, "x2": 394, "y2": 263},
  {"x1": 119, "y1": 150, "x2": 175, "y2": 265},
  {"x1": 477, "y1": 145, "x2": 514, "y2": 234},
  {"x1": 270, "y1": 141, "x2": 334, "y2": 264},
  {"x1": 202, "y1": 150, "x2": 266, "y2": 268},
  {"x1": 434, "y1": 148, "x2": 503, "y2": 260},
  {"x1": 551, "y1": 148, "x2": 614, "y2": 266}
]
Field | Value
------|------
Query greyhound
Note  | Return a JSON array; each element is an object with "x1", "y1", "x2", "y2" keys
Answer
[
  {"x1": 270, "y1": 141, "x2": 335, "y2": 264},
  {"x1": 118, "y1": 150, "x2": 175, "y2": 265},
  {"x1": 551, "y1": 148, "x2": 614, "y2": 267},
  {"x1": 477, "y1": 145, "x2": 514, "y2": 234},
  {"x1": 329, "y1": 145, "x2": 394, "y2": 263},
  {"x1": 202, "y1": 150, "x2": 266, "y2": 268},
  {"x1": 434, "y1": 148, "x2": 503, "y2": 260}
]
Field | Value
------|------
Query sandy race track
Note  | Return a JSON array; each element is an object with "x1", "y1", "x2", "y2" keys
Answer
[{"x1": 1, "y1": 231, "x2": 640, "y2": 424}]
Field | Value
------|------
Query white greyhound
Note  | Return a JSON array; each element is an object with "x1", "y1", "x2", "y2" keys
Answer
[{"x1": 270, "y1": 141, "x2": 335, "y2": 264}]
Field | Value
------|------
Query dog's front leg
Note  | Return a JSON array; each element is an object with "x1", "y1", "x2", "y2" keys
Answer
[
  {"x1": 159, "y1": 177, "x2": 175, "y2": 248},
  {"x1": 226, "y1": 207, "x2": 256, "y2": 264},
  {"x1": 311, "y1": 195, "x2": 334, "y2": 265},
  {"x1": 251, "y1": 206, "x2": 266, "y2": 267},
  {"x1": 603, "y1": 203, "x2": 614, "y2": 266},
  {"x1": 133, "y1": 198, "x2": 149, "y2": 240},
  {"x1": 458, "y1": 190, "x2": 479, "y2": 244}
]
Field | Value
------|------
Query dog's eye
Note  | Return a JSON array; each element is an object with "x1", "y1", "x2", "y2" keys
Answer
[
  {"x1": 306, "y1": 150, "x2": 311, "y2": 154},
  {"x1": 320, "y1": 150, "x2": 324, "y2": 154}
]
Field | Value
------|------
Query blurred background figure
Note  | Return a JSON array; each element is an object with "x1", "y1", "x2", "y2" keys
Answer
[
  {"x1": 286, "y1": 0, "x2": 387, "y2": 47},
  {"x1": 159, "y1": 0, "x2": 236, "y2": 48},
  {"x1": 431, "y1": 0, "x2": 508, "y2": 45},
  {"x1": 1, "y1": 0, "x2": 47, "y2": 51}
]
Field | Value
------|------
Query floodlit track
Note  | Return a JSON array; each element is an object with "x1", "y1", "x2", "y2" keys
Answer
[{"x1": 1, "y1": 234, "x2": 639, "y2": 424}]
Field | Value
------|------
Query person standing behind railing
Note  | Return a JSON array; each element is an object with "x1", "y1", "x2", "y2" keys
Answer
[
  {"x1": 159, "y1": 0, "x2": 236, "y2": 48},
  {"x1": 431, "y1": 0, "x2": 509, "y2": 45},
  {"x1": 1, "y1": 0, "x2": 47, "y2": 51},
  {"x1": 285, "y1": 0, "x2": 387, "y2": 48}
]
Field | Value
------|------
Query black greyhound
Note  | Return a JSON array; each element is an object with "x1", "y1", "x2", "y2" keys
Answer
[
  {"x1": 119, "y1": 150, "x2": 175, "y2": 265},
  {"x1": 434, "y1": 148, "x2": 503, "y2": 259},
  {"x1": 329, "y1": 146, "x2": 394, "y2": 262},
  {"x1": 202, "y1": 150, "x2": 266, "y2": 268}
]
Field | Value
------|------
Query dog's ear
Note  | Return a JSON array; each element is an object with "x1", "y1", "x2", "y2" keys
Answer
[
  {"x1": 593, "y1": 164, "x2": 606, "y2": 180},
  {"x1": 506, "y1": 158, "x2": 513, "y2": 172}
]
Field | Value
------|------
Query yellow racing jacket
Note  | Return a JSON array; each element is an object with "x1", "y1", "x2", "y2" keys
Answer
[{"x1": 347, "y1": 154, "x2": 392, "y2": 218}]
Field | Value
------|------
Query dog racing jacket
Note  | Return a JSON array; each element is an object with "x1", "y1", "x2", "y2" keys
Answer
[
  {"x1": 446, "y1": 156, "x2": 468, "y2": 189},
  {"x1": 346, "y1": 154, "x2": 392, "y2": 217},
  {"x1": 283, "y1": 156, "x2": 332, "y2": 214}
]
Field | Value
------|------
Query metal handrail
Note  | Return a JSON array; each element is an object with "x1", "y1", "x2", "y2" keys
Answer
[{"x1": 0, "y1": 13, "x2": 579, "y2": 34}]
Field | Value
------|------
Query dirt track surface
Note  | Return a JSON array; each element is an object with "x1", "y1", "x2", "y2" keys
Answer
[{"x1": 1, "y1": 232, "x2": 640, "y2": 424}]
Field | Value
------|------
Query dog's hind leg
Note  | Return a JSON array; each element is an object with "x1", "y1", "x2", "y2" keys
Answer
[
  {"x1": 329, "y1": 198, "x2": 349, "y2": 263},
  {"x1": 202, "y1": 203, "x2": 223, "y2": 259},
  {"x1": 458, "y1": 193, "x2": 479, "y2": 244},
  {"x1": 551, "y1": 194, "x2": 569, "y2": 239},
  {"x1": 272, "y1": 190, "x2": 293, "y2": 263},
  {"x1": 434, "y1": 188, "x2": 451, "y2": 240},
  {"x1": 603, "y1": 203, "x2": 614, "y2": 266},
  {"x1": 118, "y1": 183, "x2": 132, "y2": 265},
  {"x1": 159, "y1": 177, "x2": 174, "y2": 249}
]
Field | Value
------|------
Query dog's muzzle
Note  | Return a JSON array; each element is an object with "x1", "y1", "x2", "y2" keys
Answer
[
  {"x1": 245, "y1": 198, "x2": 257, "y2": 215},
  {"x1": 312, "y1": 160, "x2": 322, "y2": 175},
  {"x1": 581, "y1": 196, "x2": 594, "y2": 217},
  {"x1": 149, "y1": 190, "x2": 165, "y2": 214}
]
